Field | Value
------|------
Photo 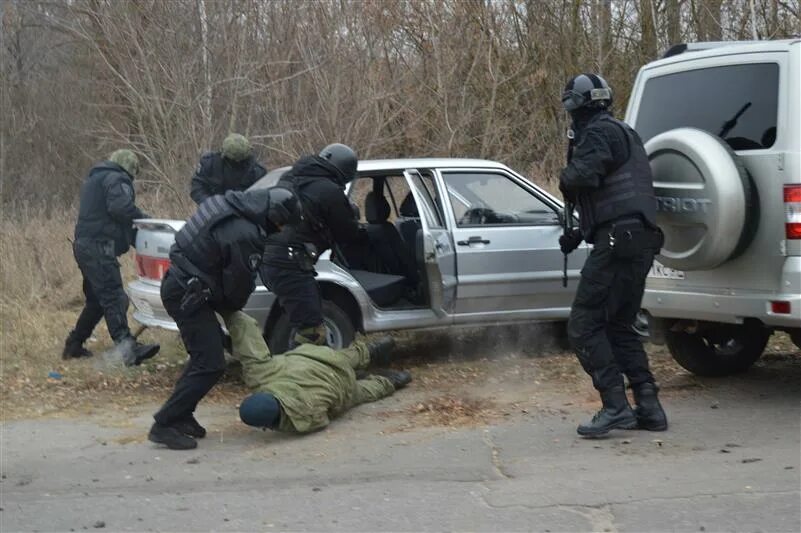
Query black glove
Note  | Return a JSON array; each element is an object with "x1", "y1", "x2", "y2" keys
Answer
[
  {"x1": 559, "y1": 228, "x2": 583, "y2": 255},
  {"x1": 558, "y1": 177, "x2": 576, "y2": 203}
]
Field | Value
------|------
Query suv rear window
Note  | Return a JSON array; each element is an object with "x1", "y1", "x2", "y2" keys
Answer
[{"x1": 635, "y1": 63, "x2": 779, "y2": 150}]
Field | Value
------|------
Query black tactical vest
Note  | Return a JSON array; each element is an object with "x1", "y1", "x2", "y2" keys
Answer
[
  {"x1": 174, "y1": 194, "x2": 236, "y2": 268},
  {"x1": 579, "y1": 115, "x2": 657, "y2": 241}
]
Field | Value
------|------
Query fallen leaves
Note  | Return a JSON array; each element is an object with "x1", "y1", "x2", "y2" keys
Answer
[{"x1": 407, "y1": 395, "x2": 497, "y2": 428}]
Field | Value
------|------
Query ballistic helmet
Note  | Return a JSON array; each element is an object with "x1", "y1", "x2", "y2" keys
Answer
[
  {"x1": 108, "y1": 149, "x2": 140, "y2": 178},
  {"x1": 222, "y1": 133, "x2": 253, "y2": 162},
  {"x1": 562, "y1": 73, "x2": 613, "y2": 112},
  {"x1": 318, "y1": 143, "x2": 358, "y2": 183},
  {"x1": 239, "y1": 392, "x2": 281, "y2": 429},
  {"x1": 266, "y1": 186, "x2": 302, "y2": 228}
]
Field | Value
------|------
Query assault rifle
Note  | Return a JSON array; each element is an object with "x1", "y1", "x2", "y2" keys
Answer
[
  {"x1": 562, "y1": 127, "x2": 576, "y2": 288},
  {"x1": 562, "y1": 201, "x2": 574, "y2": 288}
]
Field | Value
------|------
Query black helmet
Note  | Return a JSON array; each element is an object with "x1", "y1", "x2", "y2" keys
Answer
[
  {"x1": 318, "y1": 143, "x2": 358, "y2": 183},
  {"x1": 562, "y1": 73, "x2": 613, "y2": 112},
  {"x1": 266, "y1": 186, "x2": 302, "y2": 228}
]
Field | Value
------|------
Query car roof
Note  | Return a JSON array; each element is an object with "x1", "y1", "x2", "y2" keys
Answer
[
  {"x1": 255, "y1": 158, "x2": 515, "y2": 189},
  {"x1": 358, "y1": 158, "x2": 508, "y2": 171},
  {"x1": 643, "y1": 39, "x2": 800, "y2": 71}
]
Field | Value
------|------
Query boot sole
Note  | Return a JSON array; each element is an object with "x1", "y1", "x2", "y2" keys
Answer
[
  {"x1": 148, "y1": 433, "x2": 198, "y2": 450},
  {"x1": 577, "y1": 417, "x2": 638, "y2": 437}
]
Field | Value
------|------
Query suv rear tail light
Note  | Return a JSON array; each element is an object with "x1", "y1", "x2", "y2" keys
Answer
[
  {"x1": 135, "y1": 253, "x2": 171, "y2": 280},
  {"x1": 784, "y1": 185, "x2": 801, "y2": 239}
]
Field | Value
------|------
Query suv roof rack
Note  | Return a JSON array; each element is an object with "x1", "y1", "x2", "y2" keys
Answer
[{"x1": 663, "y1": 40, "x2": 764, "y2": 58}]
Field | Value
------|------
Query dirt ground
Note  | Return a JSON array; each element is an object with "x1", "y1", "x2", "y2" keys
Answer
[{"x1": 3, "y1": 323, "x2": 798, "y2": 430}]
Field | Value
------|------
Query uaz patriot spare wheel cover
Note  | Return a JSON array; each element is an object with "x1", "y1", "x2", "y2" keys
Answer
[{"x1": 645, "y1": 127, "x2": 752, "y2": 271}]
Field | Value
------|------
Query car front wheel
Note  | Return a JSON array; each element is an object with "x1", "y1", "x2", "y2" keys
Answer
[
  {"x1": 665, "y1": 323, "x2": 770, "y2": 377},
  {"x1": 268, "y1": 299, "x2": 356, "y2": 354}
]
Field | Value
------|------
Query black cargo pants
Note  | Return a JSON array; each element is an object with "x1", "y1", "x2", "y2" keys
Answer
[
  {"x1": 261, "y1": 264, "x2": 323, "y2": 332},
  {"x1": 68, "y1": 239, "x2": 131, "y2": 344},
  {"x1": 154, "y1": 271, "x2": 226, "y2": 426},
  {"x1": 567, "y1": 224, "x2": 659, "y2": 392}
]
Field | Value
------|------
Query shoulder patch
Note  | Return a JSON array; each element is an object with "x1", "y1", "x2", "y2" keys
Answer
[
  {"x1": 120, "y1": 182, "x2": 134, "y2": 198},
  {"x1": 248, "y1": 253, "x2": 262, "y2": 272}
]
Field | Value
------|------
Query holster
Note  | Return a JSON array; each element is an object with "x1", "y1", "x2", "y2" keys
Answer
[
  {"x1": 604, "y1": 222, "x2": 664, "y2": 259},
  {"x1": 179, "y1": 276, "x2": 212, "y2": 314}
]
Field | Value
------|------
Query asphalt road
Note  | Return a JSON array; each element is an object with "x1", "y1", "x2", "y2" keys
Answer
[{"x1": 2, "y1": 350, "x2": 800, "y2": 532}]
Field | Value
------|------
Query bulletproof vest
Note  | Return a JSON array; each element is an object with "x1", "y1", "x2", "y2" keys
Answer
[
  {"x1": 579, "y1": 115, "x2": 657, "y2": 239},
  {"x1": 174, "y1": 194, "x2": 236, "y2": 270}
]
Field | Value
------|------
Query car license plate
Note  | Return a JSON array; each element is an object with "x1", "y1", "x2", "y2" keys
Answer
[{"x1": 649, "y1": 262, "x2": 685, "y2": 280}]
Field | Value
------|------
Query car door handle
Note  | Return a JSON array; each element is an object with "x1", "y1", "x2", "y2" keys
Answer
[{"x1": 457, "y1": 236, "x2": 490, "y2": 246}]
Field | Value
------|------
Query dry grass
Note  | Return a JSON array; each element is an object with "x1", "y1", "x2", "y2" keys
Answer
[{"x1": 0, "y1": 203, "x2": 192, "y2": 417}]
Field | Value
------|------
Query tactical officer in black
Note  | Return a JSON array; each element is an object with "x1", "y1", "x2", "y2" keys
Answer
[
  {"x1": 64, "y1": 149, "x2": 160, "y2": 366},
  {"x1": 558, "y1": 73, "x2": 667, "y2": 437},
  {"x1": 150, "y1": 187, "x2": 301, "y2": 450},
  {"x1": 261, "y1": 143, "x2": 367, "y2": 348},
  {"x1": 190, "y1": 133, "x2": 267, "y2": 205}
]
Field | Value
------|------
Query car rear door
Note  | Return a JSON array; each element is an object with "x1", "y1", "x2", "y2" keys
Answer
[
  {"x1": 436, "y1": 168, "x2": 581, "y2": 322},
  {"x1": 403, "y1": 169, "x2": 457, "y2": 317}
]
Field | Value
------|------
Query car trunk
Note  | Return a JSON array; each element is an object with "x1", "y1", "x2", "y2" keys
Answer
[{"x1": 133, "y1": 219, "x2": 184, "y2": 284}]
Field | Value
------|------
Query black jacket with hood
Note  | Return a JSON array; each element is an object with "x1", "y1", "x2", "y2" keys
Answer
[
  {"x1": 263, "y1": 155, "x2": 363, "y2": 268},
  {"x1": 74, "y1": 161, "x2": 147, "y2": 256},
  {"x1": 190, "y1": 151, "x2": 267, "y2": 205},
  {"x1": 169, "y1": 189, "x2": 278, "y2": 313}
]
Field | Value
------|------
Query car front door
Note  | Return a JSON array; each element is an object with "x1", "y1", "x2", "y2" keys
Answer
[
  {"x1": 437, "y1": 168, "x2": 582, "y2": 322},
  {"x1": 403, "y1": 169, "x2": 457, "y2": 317}
]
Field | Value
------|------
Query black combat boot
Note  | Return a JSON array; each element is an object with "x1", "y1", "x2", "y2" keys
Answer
[
  {"x1": 62, "y1": 334, "x2": 93, "y2": 360},
  {"x1": 173, "y1": 415, "x2": 207, "y2": 439},
  {"x1": 577, "y1": 386, "x2": 637, "y2": 437},
  {"x1": 148, "y1": 422, "x2": 198, "y2": 450},
  {"x1": 632, "y1": 383, "x2": 668, "y2": 431},
  {"x1": 118, "y1": 337, "x2": 161, "y2": 367},
  {"x1": 371, "y1": 368, "x2": 412, "y2": 390},
  {"x1": 366, "y1": 336, "x2": 396, "y2": 366}
]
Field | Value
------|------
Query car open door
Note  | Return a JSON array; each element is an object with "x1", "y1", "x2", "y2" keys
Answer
[
  {"x1": 403, "y1": 169, "x2": 457, "y2": 317},
  {"x1": 436, "y1": 168, "x2": 581, "y2": 321}
]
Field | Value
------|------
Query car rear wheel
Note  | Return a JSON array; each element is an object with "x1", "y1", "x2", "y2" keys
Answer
[
  {"x1": 268, "y1": 299, "x2": 356, "y2": 354},
  {"x1": 665, "y1": 323, "x2": 770, "y2": 377}
]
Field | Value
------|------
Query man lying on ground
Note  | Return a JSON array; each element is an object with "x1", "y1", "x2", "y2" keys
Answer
[{"x1": 222, "y1": 311, "x2": 411, "y2": 433}]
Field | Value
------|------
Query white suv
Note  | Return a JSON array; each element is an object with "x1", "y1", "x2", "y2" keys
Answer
[{"x1": 625, "y1": 39, "x2": 801, "y2": 376}]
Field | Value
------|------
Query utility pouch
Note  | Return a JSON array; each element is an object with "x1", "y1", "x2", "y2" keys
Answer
[{"x1": 608, "y1": 224, "x2": 645, "y2": 260}]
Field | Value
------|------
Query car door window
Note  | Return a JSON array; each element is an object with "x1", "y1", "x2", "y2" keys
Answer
[{"x1": 441, "y1": 172, "x2": 559, "y2": 227}]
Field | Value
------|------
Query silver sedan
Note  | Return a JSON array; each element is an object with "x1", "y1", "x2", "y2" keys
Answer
[{"x1": 128, "y1": 158, "x2": 587, "y2": 353}]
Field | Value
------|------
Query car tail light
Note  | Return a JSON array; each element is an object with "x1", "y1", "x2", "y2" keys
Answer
[
  {"x1": 135, "y1": 253, "x2": 171, "y2": 280},
  {"x1": 784, "y1": 185, "x2": 801, "y2": 239},
  {"x1": 770, "y1": 301, "x2": 791, "y2": 314}
]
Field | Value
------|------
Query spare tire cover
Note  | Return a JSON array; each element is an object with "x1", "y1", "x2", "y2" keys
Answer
[{"x1": 645, "y1": 128, "x2": 749, "y2": 271}]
